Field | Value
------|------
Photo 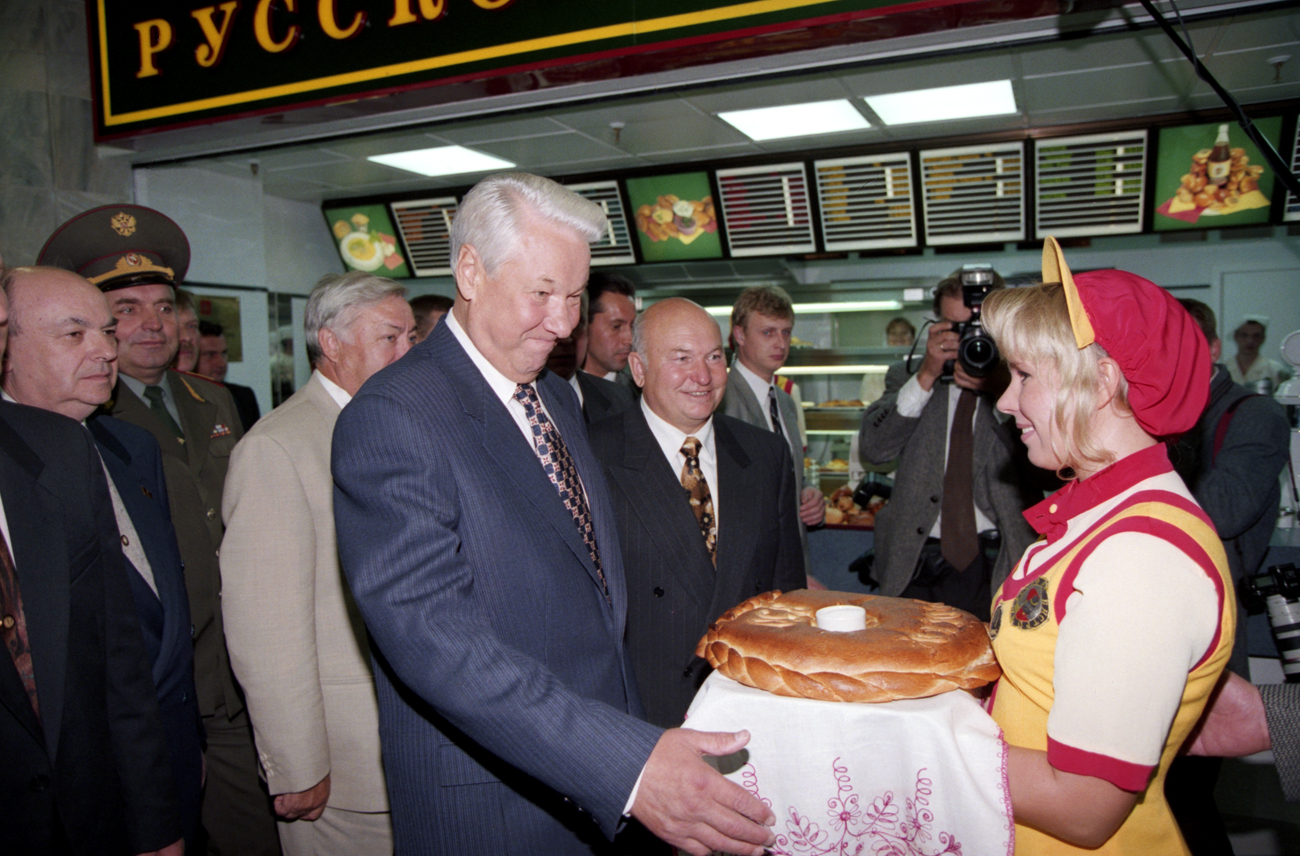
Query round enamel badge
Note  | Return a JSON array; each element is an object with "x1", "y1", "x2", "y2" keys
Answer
[{"x1": 1010, "y1": 578, "x2": 1050, "y2": 630}]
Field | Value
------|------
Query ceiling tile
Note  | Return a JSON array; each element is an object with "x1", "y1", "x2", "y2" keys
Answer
[{"x1": 438, "y1": 116, "x2": 572, "y2": 144}]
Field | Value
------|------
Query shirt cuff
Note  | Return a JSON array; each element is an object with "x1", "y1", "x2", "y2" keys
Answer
[
  {"x1": 623, "y1": 765, "x2": 647, "y2": 816},
  {"x1": 894, "y1": 373, "x2": 932, "y2": 419}
]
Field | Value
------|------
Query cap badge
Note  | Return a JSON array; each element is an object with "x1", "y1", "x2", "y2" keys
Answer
[
  {"x1": 125, "y1": 252, "x2": 142, "y2": 267},
  {"x1": 111, "y1": 212, "x2": 137, "y2": 237}
]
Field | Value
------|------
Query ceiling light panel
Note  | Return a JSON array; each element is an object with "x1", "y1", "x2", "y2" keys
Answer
[
  {"x1": 866, "y1": 81, "x2": 1017, "y2": 126},
  {"x1": 368, "y1": 146, "x2": 515, "y2": 177},
  {"x1": 717, "y1": 100, "x2": 870, "y2": 141}
]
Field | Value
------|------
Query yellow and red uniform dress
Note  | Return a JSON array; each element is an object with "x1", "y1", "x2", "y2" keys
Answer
[{"x1": 988, "y1": 444, "x2": 1233, "y2": 855}]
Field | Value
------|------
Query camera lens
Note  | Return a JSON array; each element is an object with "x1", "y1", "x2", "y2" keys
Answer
[{"x1": 959, "y1": 329, "x2": 998, "y2": 377}]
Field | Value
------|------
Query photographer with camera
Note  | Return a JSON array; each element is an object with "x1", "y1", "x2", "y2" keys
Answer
[{"x1": 858, "y1": 266, "x2": 1041, "y2": 619}]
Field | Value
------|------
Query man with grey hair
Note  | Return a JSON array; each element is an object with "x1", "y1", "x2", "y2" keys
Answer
[
  {"x1": 333, "y1": 173, "x2": 777, "y2": 856},
  {"x1": 221, "y1": 270, "x2": 414, "y2": 855}
]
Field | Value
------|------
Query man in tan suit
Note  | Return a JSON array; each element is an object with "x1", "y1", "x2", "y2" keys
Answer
[{"x1": 221, "y1": 271, "x2": 416, "y2": 854}]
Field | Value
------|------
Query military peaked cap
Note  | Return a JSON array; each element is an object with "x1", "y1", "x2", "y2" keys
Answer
[{"x1": 38, "y1": 204, "x2": 190, "y2": 291}]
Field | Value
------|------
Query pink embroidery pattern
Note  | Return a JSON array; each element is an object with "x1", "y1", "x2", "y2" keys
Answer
[{"x1": 741, "y1": 759, "x2": 963, "y2": 855}]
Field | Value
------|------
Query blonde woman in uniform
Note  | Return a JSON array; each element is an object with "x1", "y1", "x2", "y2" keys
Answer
[{"x1": 981, "y1": 238, "x2": 1234, "y2": 854}]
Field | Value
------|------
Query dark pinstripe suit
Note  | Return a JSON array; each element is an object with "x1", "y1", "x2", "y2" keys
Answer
[{"x1": 590, "y1": 406, "x2": 805, "y2": 728}]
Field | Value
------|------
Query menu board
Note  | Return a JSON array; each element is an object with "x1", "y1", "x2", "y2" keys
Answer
[
  {"x1": 1152, "y1": 117, "x2": 1283, "y2": 231},
  {"x1": 322, "y1": 203, "x2": 411, "y2": 278},
  {"x1": 626, "y1": 172, "x2": 723, "y2": 262}
]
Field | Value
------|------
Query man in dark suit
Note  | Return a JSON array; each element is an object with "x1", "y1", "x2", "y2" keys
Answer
[
  {"x1": 1, "y1": 265, "x2": 203, "y2": 848},
  {"x1": 39, "y1": 204, "x2": 279, "y2": 855},
  {"x1": 581, "y1": 272, "x2": 637, "y2": 387},
  {"x1": 0, "y1": 272, "x2": 182, "y2": 854},
  {"x1": 331, "y1": 173, "x2": 776, "y2": 856},
  {"x1": 858, "y1": 270, "x2": 1039, "y2": 620},
  {"x1": 547, "y1": 290, "x2": 634, "y2": 424},
  {"x1": 197, "y1": 320, "x2": 262, "y2": 431},
  {"x1": 590, "y1": 298, "x2": 804, "y2": 728}
]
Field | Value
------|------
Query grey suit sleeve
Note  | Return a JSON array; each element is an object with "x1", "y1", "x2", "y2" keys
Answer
[
  {"x1": 1261, "y1": 683, "x2": 1300, "y2": 801},
  {"x1": 332, "y1": 392, "x2": 660, "y2": 836},
  {"x1": 858, "y1": 361, "x2": 922, "y2": 465},
  {"x1": 1192, "y1": 396, "x2": 1290, "y2": 541}
]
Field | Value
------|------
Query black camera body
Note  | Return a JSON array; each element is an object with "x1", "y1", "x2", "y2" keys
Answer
[
  {"x1": 943, "y1": 264, "x2": 1000, "y2": 380},
  {"x1": 1246, "y1": 562, "x2": 1300, "y2": 682}
]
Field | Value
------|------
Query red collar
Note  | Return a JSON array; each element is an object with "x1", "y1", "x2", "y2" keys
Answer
[{"x1": 1023, "y1": 443, "x2": 1173, "y2": 543}]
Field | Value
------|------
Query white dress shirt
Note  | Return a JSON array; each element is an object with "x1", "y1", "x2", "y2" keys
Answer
[
  {"x1": 446, "y1": 311, "x2": 564, "y2": 446},
  {"x1": 640, "y1": 398, "x2": 720, "y2": 524},
  {"x1": 896, "y1": 374, "x2": 995, "y2": 538},
  {"x1": 316, "y1": 370, "x2": 352, "y2": 409}
]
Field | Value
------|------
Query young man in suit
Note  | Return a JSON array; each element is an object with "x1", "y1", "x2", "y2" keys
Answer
[
  {"x1": 197, "y1": 320, "x2": 262, "y2": 431},
  {"x1": 720, "y1": 285, "x2": 825, "y2": 571},
  {"x1": 590, "y1": 298, "x2": 804, "y2": 728},
  {"x1": 0, "y1": 279, "x2": 183, "y2": 856},
  {"x1": 38, "y1": 204, "x2": 279, "y2": 855},
  {"x1": 221, "y1": 271, "x2": 415, "y2": 854},
  {"x1": 331, "y1": 172, "x2": 776, "y2": 856},
  {"x1": 1, "y1": 265, "x2": 203, "y2": 849},
  {"x1": 547, "y1": 289, "x2": 634, "y2": 424},
  {"x1": 581, "y1": 271, "x2": 637, "y2": 384},
  {"x1": 858, "y1": 269, "x2": 1039, "y2": 620}
]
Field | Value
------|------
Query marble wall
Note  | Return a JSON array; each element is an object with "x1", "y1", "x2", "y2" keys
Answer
[{"x1": 0, "y1": 0, "x2": 132, "y2": 268}]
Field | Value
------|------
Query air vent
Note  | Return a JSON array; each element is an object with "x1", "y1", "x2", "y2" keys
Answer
[
  {"x1": 1035, "y1": 131, "x2": 1147, "y2": 237},
  {"x1": 1286, "y1": 121, "x2": 1300, "y2": 223},
  {"x1": 814, "y1": 153, "x2": 917, "y2": 251},
  {"x1": 566, "y1": 180, "x2": 637, "y2": 266},
  {"x1": 390, "y1": 197, "x2": 457, "y2": 277},
  {"x1": 920, "y1": 142, "x2": 1025, "y2": 245},
  {"x1": 715, "y1": 163, "x2": 817, "y2": 257}
]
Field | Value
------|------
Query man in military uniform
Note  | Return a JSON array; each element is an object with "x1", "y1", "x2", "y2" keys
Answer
[{"x1": 39, "y1": 205, "x2": 281, "y2": 856}]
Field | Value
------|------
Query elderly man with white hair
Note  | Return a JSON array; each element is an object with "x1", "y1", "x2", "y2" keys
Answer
[{"x1": 220, "y1": 271, "x2": 415, "y2": 855}]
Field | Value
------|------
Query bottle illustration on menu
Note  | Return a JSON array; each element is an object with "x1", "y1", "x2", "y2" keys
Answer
[{"x1": 1160, "y1": 120, "x2": 1271, "y2": 222}]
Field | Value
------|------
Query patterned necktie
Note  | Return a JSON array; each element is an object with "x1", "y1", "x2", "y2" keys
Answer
[
  {"x1": 513, "y1": 384, "x2": 608, "y2": 600},
  {"x1": 941, "y1": 387, "x2": 979, "y2": 571},
  {"x1": 0, "y1": 528, "x2": 39, "y2": 719},
  {"x1": 767, "y1": 386, "x2": 785, "y2": 441},
  {"x1": 680, "y1": 437, "x2": 717, "y2": 565},
  {"x1": 144, "y1": 384, "x2": 184, "y2": 440}
]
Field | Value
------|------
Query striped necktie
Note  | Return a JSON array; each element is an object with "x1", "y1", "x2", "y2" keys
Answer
[{"x1": 513, "y1": 383, "x2": 608, "y2": 601}]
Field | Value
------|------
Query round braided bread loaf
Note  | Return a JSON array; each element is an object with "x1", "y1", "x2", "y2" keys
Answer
[{"x1": 695, "y1": 589, "x2": 1000, "y2": 703}]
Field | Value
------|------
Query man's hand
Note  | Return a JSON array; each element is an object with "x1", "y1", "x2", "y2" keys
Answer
[
  {"x1": 1186, "y1": 671, "x2": 1271, "y2": 757},
  {"x1": 950, "y1": 361, "x2": 994, "y2": 394},
  {"x1": 136, "y1": 839, "x2": 184, "y2": 856},
  {"x1": 798, "y1": 486, "x2": 825, "y2": 527},
  {"x1": 916, "y1": 320, "x2": 959, "y2": 391},
  {"x1": 632, "y1": 729, "x2": 776, "y2": 856},
  {"x1": 274, "y1": 773, "x2": 331, "y2": 821}
]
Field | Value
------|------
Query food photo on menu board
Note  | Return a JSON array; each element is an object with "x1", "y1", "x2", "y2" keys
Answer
[
  {"x1": 1153, "y1": 116, "x2": 1282, "y2": 230},
  {"x1": 323, "y1": 203, "x2": 411, "y2": 278},
  {"x1": 625, "y1": 172, "x2": 723, "y2": 262}
]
